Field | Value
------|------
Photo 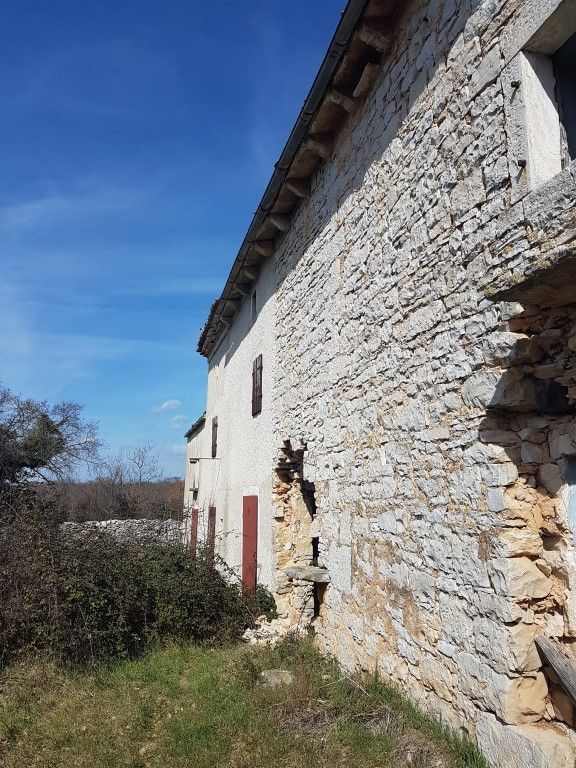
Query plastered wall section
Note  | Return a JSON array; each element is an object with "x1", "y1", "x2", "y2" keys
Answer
[
  {"x1": 197, "y1": 256, "x2": 277, "y2": 588},
  {"x1": 271, "y1": 0, "x2": 576, "y2": 766}
]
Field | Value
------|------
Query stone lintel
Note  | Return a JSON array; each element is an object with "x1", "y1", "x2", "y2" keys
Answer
[{"x1": 284, "y1": 565, "x2": 330, "y2": 583}]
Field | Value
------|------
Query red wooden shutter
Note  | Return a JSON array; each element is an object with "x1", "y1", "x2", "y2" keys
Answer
[
  {"x1": 211, "y1": 417, "x2": 218, "y2": 458},
  {"x1": 252, "y1": 355, "x2": 263, "y2": 416},
  {"x1": 207, "y1": 505, "x2": 216, "y2": 564},
  {"x1": 190, "y1": 508, "x2": 199, "y2": 554},
  {"x1": 242, "y1": 496, "x2": 258, "y2": 593}
]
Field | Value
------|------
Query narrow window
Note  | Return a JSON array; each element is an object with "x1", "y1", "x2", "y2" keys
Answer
[
  {"x1": 520, "y1": 51, "x2": 563, "y2": 189},
  {"x1": 251, "y1": 291, "x2": 257, "y2": 325},
  {"x1": 252, "y1": 355, "x2": 263, "y2": 416},
  {"x1": 211, "y1": 417, "x2": 218, "y2": 458},
  {"x1": 553, "y1": 31, "x2": 576, "y2": 163}
]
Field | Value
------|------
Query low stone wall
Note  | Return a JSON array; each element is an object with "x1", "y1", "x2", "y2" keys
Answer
[{"x1": 61, "y1": 518, "x2": 187, "y2": 545}]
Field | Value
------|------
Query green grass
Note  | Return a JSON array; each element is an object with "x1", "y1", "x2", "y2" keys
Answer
[{"x1": 0, "y1": 638, "x2": 489, "y2": 768}]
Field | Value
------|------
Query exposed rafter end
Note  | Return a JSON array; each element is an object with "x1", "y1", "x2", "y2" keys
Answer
[
  {"x1": 224, "y1": 298, "x2": 240, "y2": 313},
  {"x1": 232, "y1": 283, "x2": 250, "y2": 297},
  {"x1": 353, "y1": 62, "x2": 381, "y2": 98},
  {"x1": 242, "y1": 266, "x2": 259, "y2": 281},
  {"x1": 286, "y1": 178, "x2": 311, "y2": 199},
  {"x1": 269, "y1": 214, "x2": 290, "y2": 233},
  {"x1": 304, "y1": 135, "x2": 333, "y2": 160},
  {"x1": 326, "y1": 89, "x2": 357, "y2": 113},
  {"x1": 356, "y1": 23, "x2": 392, "y2": 53},
  {"x1": 253, "y1": 240, "x2": 275, "y2": 258}
]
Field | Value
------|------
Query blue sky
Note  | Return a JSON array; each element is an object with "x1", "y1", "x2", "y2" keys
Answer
[{"x1": 0, "y1": 0, "x2": 345, "y2": 476}]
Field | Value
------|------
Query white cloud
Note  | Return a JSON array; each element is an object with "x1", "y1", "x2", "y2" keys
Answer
[
  {"x1": 169, "y1": 443, "x2": 187, "y2": 457},
  {"x1": 169, "y1": 414, "x2": 188, "y2": 428},
  {"x1": 154, "y1": 399, "x2": 181, "y2": 412},
  {"x1": 0, "y1": 183, "x2": 147, "y2": 234}
]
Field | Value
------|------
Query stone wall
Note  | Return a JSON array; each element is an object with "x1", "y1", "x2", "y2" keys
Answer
[
  {"x1": 62, "y1": 518, "x2": 187, "y2": 545},
  {"x1": 270, "y1": 0, "x2": 576, "y2": 764}
]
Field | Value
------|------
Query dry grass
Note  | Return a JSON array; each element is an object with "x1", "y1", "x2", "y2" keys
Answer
[{"x1": 0, "y1": 638, "x2": 489, "y2": 768}]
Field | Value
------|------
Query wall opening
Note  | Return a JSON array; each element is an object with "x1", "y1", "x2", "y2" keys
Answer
[
  {"x1": 273, "y1": 441, "x2": 329, "y2": 626},
  {"x1": 553, "y1": 30, "x2": 576, "y2": 163}
]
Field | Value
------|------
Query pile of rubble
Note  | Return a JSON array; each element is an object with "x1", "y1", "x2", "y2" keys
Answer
[{"x1": 242, "y1": 615, "x2": 304, "y2": 647}]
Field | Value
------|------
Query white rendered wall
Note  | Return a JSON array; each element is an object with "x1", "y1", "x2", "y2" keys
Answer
[
  {"x1": 183, "y1": 421, "x2": 205, "y2": 544},
  {"x1": 196, "y1": 256, "x2": 276, "y2": 588}
]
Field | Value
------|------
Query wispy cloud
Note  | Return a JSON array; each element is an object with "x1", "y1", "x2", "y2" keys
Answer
[
  {"x1": 154, "y1": 399, "x2": 181, "y2": 412},
  {"x1": 0, "y1": 183, "x2": 149, "y2": 235},
  {"x1": 169, "y1": 414, "x2": 188, "y2": 428}
]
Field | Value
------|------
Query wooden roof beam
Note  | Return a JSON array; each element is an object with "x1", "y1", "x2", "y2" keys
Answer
[
  {"x1": 224, "y1": 298, "x2": 240, "y2": 313},
  {"x1": 356, "y1": 23, "x2": 392, "y2": 53},
  {"x1": 326, "y1": 89, "x2": 357, "y2": 113},
  {"x1": 252, "y1": 240, "x2": 275, "y2": 258},
  {"x1": 353, "y1": 62, "x2": 381, "y2": 98},
  {"x1": 304, "y1": 135, "x2": 333, "y2": 160},
  {"x1": 242, "y1": 266, "x2": 259, "y2": 281},
  {"x1": 232, "y1": 283, "x2": 250, "y2": 297},
  {"x1": 269, "y1": 214, "x2": 290, "y2": 233},
  {"x1": 286, "y1": 178, "x2": 311, "y2": 199}
]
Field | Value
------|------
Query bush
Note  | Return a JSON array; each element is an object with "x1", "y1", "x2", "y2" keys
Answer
[{"x1": 0, "y1": 488, "x2": 255, "y2": 667}]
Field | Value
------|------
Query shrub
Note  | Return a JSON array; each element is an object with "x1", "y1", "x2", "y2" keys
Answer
[{"x1": 0, "y1": 488, "x2": 254, "y2": 667}]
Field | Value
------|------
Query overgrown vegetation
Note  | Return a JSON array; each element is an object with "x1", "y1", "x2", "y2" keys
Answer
[
  {"x1": 0, "y1": 639, "x2": 489, "y2": 768},
  {"x1": 0, "y1": 487, "x2": 267, "y2": 668}
]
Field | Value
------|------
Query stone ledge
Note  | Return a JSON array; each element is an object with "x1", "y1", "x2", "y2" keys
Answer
[
  {"x1": 486, "y1": 246, "x2": 576, "y2": 308},
  {"x1": 284, "y1": 565, "x2": 330, "y2": 583}
]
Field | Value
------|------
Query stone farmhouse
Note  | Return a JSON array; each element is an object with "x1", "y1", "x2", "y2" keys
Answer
[{"x1": 183, "y1": 0, "x2": 576, "y2": 764}]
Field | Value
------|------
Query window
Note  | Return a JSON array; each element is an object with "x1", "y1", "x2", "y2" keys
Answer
[
  {"x1": 511, "y1": 14, "x2": 576, "y2": 193},
  {"x1": 252, "y1": 355, "x2": 263, "y2": 416},
  {"x1": 553, "y1": 31, "x2": 576, "y2": 163},
  {"x1": 251, "y1": 291, "x2": 258, "y2": 325},
  {"x1": 211, "y1": 417, "x2": 218, "y2": 458}
]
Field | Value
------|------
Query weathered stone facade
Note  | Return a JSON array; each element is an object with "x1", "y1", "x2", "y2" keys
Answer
[{"x1": 193, "y1": 0, "x2": 576, "y2": 763}]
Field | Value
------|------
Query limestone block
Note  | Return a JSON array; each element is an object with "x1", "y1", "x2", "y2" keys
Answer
[
  {"x1": 519, "y1": 428, "x2": 547, "y2": 444},
  {"x1": 521, "y1": 442, "x2": 547, "y2": 464},
  {"x1": 458, "y1": 653, "x2": 546, "y2": 723},
  {"x1": 539, "y1": 464, "x2": 563, "y2": 496},
  {"x1": 473, "y1": 618, "x2": 541, "y2": 673},
  {"x1": 550, "y1": 432, "x2": 576, "y2": 460},
  {"x1": 419, "y1": 656, "x2": 455, "y2": 701},
  {"x1": 483, "y1": 332, "x2": 544, "y2": 367},
  {"x1": 487, "y1": 487, "x2": 509, "y2": 512},
  {"x1": 451, "y1": 169, "x2": 486, "y2": 219},
  {"x1": 495, "y1": 528, "x2": 543, "y2": 559},
  {"x1": 491, "y1": 557, "x2": 551, "y2": 600},
  {"x1": 504, "y1": 673, "x2": 548, "y2": 723},
  {"x1": 464, "y1": 441, "x2": 515, "y2": 465},
  {"x1": 481, "y1": 462, "x2": 519, "y2": 487},
  {"x1": 462, "y1": 369, "x2": 536, "y2": 411},
  {"x1": 471, "y1": 590, "x2": 524, "y2": 624},
  {"x1": 476, "y1": 711, "x2": 576, "y2": 768}
]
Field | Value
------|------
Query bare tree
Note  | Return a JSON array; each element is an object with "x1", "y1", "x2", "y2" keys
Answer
[{"x1": 0, "y1": 385, "x2": 100, "y2": 485}]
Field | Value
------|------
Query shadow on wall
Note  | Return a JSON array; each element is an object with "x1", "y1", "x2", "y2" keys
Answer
[{"x1": 471, "y1": 301, "x2": 576, "y2": 730}]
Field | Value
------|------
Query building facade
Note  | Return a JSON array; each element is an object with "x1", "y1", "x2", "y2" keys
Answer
[
  {"x1": 187, "y1": 1, "x2": 576, "y2": 765},
  {"x1": 185, "y1": 256, "x2": 277, "y2": 588}
]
